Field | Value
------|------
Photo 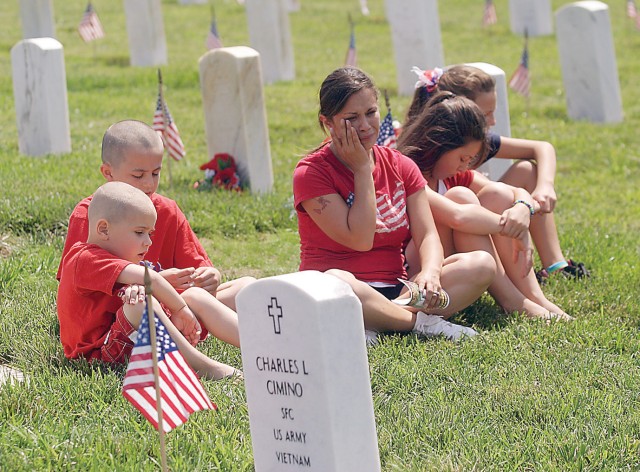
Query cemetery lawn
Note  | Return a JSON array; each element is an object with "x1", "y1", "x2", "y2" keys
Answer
[{"x1": 1, "y1": 0, "x2": 640, "y2": 470}]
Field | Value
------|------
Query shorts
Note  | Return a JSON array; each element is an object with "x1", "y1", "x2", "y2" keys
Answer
[
  {"x1": 370, "y1": 282, "x2": 404, "y2": 300},
  {"x1": 100, "y1": 306, "x2": 138, "y2": 364}
]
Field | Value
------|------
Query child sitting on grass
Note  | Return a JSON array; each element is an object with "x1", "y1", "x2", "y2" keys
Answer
[
  {"x1": 405, "y1": 65, "x2": 589, "y2": 282},
  {"x1": 57, "y1": 181, "x2": 240, "y2": 380},
  {"x1": 57, "y1": 119, "x2": 254, "y2": 311}
]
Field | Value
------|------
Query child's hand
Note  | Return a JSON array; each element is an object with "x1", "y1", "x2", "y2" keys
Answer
[
  {"x1": 532, "y1": 184, "x2": 556, "y2": 214},
  {"x1": 191, "y1": 266, "x2": 221, "y2": 295},
  {"x1": 499, "y1": 204, "x2": 530, "y2": 240},
  {"x1": 512, "y1": 232, "x2": 534, "y2": 278},
  {"x1": 159, "y1": 267, "x2": 197, "y2": 291},
  {"x1": 118, "y1": 284, "x2": 146, "y2": 305},
  {"x1": 171, "y1": 306, "x2": 202, "y2": 346}
]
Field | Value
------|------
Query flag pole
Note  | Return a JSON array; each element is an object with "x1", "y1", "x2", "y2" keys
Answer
[
  {"x1": 524, "y1": 29, "x2": 530, "y2": 115},
  {"x1": 383, "y1": 89, "x2": 391, "y2": 114},
  {"x1": 157, "y1": 69, "x2": 173, "y2": 188},
  {"x1": 144, "y1": 264, "x2": 169, "y2": 472}
]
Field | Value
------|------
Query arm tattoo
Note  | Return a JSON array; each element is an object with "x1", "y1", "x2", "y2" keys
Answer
[{"x1": 313, "y1": 196, "x2": 330, "y2": 215}]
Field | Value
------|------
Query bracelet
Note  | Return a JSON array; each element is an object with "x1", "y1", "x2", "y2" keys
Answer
[{"x1": 513, "y1": 199, "x2": 535, "y2": 216}]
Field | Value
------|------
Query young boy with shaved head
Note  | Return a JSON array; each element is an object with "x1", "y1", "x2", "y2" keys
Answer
[
  {"x1": 57, "y1": 120, "x2": 254, "y2": 341},
  {"x1": 57, "y1": 181, "x2": 240, "y2": 379}
]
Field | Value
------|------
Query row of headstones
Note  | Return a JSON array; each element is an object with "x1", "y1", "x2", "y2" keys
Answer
[
  {"x1": 11, "y1": 39, "x2": 274, "y2": 192},
  {"x1": 11, "y1": 1, "x2": 621, "y2": 188}
]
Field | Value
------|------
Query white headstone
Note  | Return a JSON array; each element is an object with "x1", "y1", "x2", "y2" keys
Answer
[
  {"x1": 245, "y1": 0, "x2": 295, "y2": 84},
  {"x1": 123, "y1": 0, "x2": 168, "y2": 67},
  {"x1": 199, "y1": 46, "x2": 274, "y2": 194},
  {"x1": 509, "y1": 0, "x2": 553, "y2": 36},
  {"x1": 236, "y1": 271, "x2": 381, "y2": 472},
  {"x1": 556, "y1": 1, "x2": 623, "y2": 123},
  {"x1": 0, "y1": 365, "x2": 25, "y2": 389},
  {"x1": 466, "y1": 62, "x2": 512, "y2": 180},
  {"x1": 11, "y1": 38, "x2": 71, "y2": 157},
  {"x1": 384, "y1": 0, "x2": 445, "y2": 96},
  {"x1": 19, "y1": 0, "x2": 56, "y2": 39}
]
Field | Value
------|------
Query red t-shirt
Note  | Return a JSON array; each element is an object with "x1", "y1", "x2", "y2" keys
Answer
[
  {"x1": 57, "y1": 242, "x2": 131, "y2": 360},
  {"x1": 442, "y1": 170, "x2": 475, "y2": 193},
  {"x1": 293, "y1": 144, "x2": 426, "y2": 284},
  {"x1": 57, "y1": 193, "x2": 212, "y2": 280}
]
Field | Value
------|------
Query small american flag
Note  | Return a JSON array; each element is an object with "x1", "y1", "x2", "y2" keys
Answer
[
  {"x1": 483, "y1": 0, "x2": 497, "y2": 27},
  {"x1": 509, "y1": 40, "x2": 530, "y2": 98},
  {"x1": 627, "y1": 0, "x2": 637, "y2": 18},
  {"x1": 345, "y1": 22, "x2": 357, "y2": 67},
  {"x1": 376, "y1": 111, "x2": 397, "y2": 148},
  {"x1": 78, "y1": 2, "x2": 105, "y2": 43},
  {"x1": 153, "y1": 94, "x2": 186, "y2": 161},
  {"x1": 205, "y1": 17, "x2": 223, "y2": 50},
  {"x1": 122, "y1": 304, "x2": 216, "y2": 433}
]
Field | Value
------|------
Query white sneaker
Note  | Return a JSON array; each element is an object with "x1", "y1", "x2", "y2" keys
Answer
[
  {"x1": 412, "y1": 312, "x2": 478, "y2": 341},
  {"x1": 364, "y1": 329, "x2": 379, "y2": 347}
]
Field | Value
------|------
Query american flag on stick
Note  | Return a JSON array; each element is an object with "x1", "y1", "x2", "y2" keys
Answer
[
  {"x1": 509, "y1": 35, "x2": 530, "y2": 98},
  {"x1": 627, "y1": 0, "x2": 637, "y2": 18},
  {"x1": 122, "y1": 283, "x2": 216, "y2": 434},
  {"x1": 376, "y1": 91, "x2": 397, "y2": 148},
  {"x1": 483, "y1": 0, "x2": 497, "y2": 27},
  {"x1": 153, "y1": 74, "x2": 186, "y2": 162},
  {"x1": 205, "y1": 10, "x2": 223, "y2": 50},
  {"x1": 345, "y1": 15, "x2": 357, "y2": 67},
  {"x1": 78, "y1": 2, "x2": 105, "y2": 43}
]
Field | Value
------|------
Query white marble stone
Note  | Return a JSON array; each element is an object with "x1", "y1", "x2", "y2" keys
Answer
[
  {"x1": 0, "y1": 365, "x2": 25, "y2": 389},
  {"x1": 245, "y1": 0, "x2": 295, "y2": 84},
  {"x1": 509, "y1": 0, "x2": 553, "y2": 36},
  {"x1": 384, "y1": 0, "x2": 445, "y2": 96},
  {"x1": 11, "y1": 38, "x2": 71, "y2": 157},
  {"x1": 199, "y1": 46, "x2": 274, "y2": 194},
  {"x1": 466, "y1": 62, "x2": 512, "y2": 180},
  {"x1": 236, "y1": 271, "x2": 381, "y2": 472},
  {"x1": 123, "y1": 0, "x2": 167, "y2": 67},
  {"x1": 556, "y1": 2, "x2": 623, "y2": 123},
  {"x1": 19, "y1": 0, "x2": 56, "y2": 39}
]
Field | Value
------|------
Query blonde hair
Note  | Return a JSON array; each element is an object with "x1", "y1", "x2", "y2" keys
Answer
[
  {"x1": 88, "y1": 181, "x2": 156, "y2": 225},
  {"x1": 101, "y1": 120, "x2": 163, "y2": 167}
]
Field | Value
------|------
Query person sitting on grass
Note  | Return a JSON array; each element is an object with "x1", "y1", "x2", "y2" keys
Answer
[
  {"x1": 405, "y1": 64, "x2": 589, "y2": 283},
  {"x1": 57, "y1": 181, "x2": 240, "y2": 379},
  {"x1": 293, "y1": 67, "x2": 497, "y2": 345},
  {"x1": 397, "y1": 91, "x2": 571, "y2": 321},
  {"x1": 56, "y1": 119, "x2": 254, "y2": 343}
]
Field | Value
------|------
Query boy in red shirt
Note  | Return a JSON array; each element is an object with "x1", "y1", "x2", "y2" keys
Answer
[
  {"x1": 57, "y1": 181, "x2": 240, "y2": 379},
  {"x1": 57, "y1": 119, "x2": 254, "y2": 313}
]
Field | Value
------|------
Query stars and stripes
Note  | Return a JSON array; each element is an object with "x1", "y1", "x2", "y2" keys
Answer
[
  {"x1": 377, "y1": 111, "x2": 397, "y2": 148},
  {"x1": 206, "y1": 17, "x2": 223, "y2": 50},
  {"x1": 78, "y1": 2, "x2": 105, "y2": 43},
  {"x1": 483, "y1": 0, "x2": 497, "y2": 27},
  {"x1": 153, "y1": 94, "x2": 186, "y2": 161},
  {"x1": 345, "y1": 22, "x2": 357, "y2": 67},
  {"x1": 509, "y1": 40, "x2": 530, "y2": 98},
  {"x1": 122, "y1": 304, "x2": 216, "y2": 433}
]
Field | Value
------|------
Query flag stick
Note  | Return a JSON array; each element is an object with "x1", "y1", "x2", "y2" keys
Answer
[
  {"x1": 157, "y1": 69, "x2": 173, "y2": 188},
  {"x1": 144, "y1": 264, "x2": 169, "y2": 472},
  {"x1": 383, "y1": 89, "x2": 391, "y2": 114}
]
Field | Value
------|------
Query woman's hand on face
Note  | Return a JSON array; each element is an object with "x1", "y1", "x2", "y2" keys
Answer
[{"x1": 329, "y1": 119, "x2": 373, "y2": 174}]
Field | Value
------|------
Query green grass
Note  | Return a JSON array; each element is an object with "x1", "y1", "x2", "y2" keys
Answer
[{"x1": 1, "y1": 0, "x2": 640, "y2": 470}]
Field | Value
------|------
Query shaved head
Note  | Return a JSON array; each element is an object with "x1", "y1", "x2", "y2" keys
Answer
[
  {"x1": 89, "y1": 181, "x2": 156, "y2": 226},
  {"x1": 101, "y1": 120, "x2": 163, "y2": 167}
]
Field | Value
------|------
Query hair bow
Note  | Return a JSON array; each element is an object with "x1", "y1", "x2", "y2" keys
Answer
[{"x1": 411, "y1": 66, "x2": 444, "y2": 92}]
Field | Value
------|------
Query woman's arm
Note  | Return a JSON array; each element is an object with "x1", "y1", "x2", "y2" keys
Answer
[
  {"x1": 426, "y1": 185, "x2": 504, "y2": 235},
  {"x1": 406, "y1": 188, "x2": 444, "y2": 298},
  {"x1": 301, "y1": 120, "x2": 377, "y2": 251},
  {"x1": 494, "y1": 136, "x2": 557, "y2": 212}
]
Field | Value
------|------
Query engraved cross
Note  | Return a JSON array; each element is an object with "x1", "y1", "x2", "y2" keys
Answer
[{"x1": 268, "y1": 297, "x2": 283, "y2": 334}]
